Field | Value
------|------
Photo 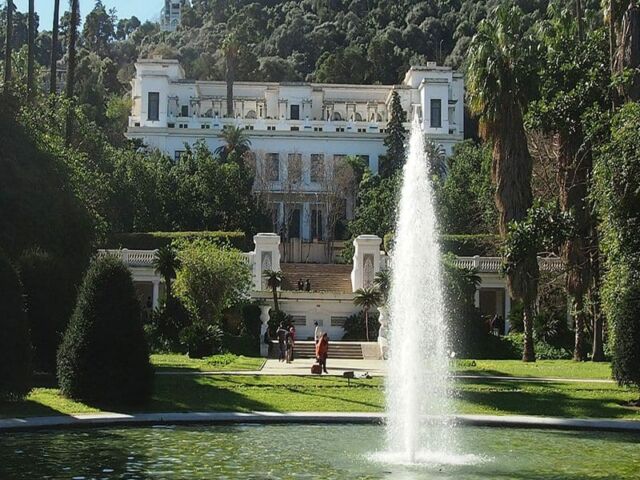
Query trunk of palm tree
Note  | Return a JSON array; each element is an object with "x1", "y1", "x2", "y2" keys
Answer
[
  {"x1": 491, "y1": 103, "x2": 539, "y2": 362},
  {"x1": 65, "y1": 0, "x2": 79, "y2": 145},
  {"x1": 590, "y1": 228, "x2": 606, "y2": 361},
  {"x1": 27, "y1": 0, "x2": 34, "y2": 101},
  {"x1": 558, "y1": 130, "x2": 591, "y2": 362},
  {"x1": 226, "y1": 51, "x2": 235, "y2": 117},
  {"x1": 364, "y1": 307, "x2": 370, "y2": 342},
  {"x1": 4, "y1": 0, "x2": 13, "y2": 95},
  {"x1": 50, "y1": 0, "x2": 60, "y2": 95},
  {"x1": 271, "y1": 285, "x2": 279, "y2": 312}
]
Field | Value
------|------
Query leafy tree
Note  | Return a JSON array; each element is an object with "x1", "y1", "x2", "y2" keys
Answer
[
  {"x1": 65, "y1": 0, "x2": 80, "y2": 145},
  {"x1": 354, "y1": 286, "x2": 383, "y2": 342},
  {"x1": 263, "y1": 269, "x2": 283, "y2": 312},
  {"x1": 593, "y1": 102, "x2": 640, "y2": 399},
  {"x1": 57, "y1": 256, "x2": 153, "y2": 406},
  {"x1": 174, "y1": 239, "x2": 252, "y2": 326},
  {"x1": 0, "y1": 251, "x2": 31, "y2": 400},
  {"x1": 380, "y1": 90, "x2": 407, "y2": 178},
  {"x1": 374, "y1": 269, "x2": 391, "y2": 304},
  {"x1": 26, "y1": 0, "x2": 34, "y2": 101},
  {"x1": 467, "y1": 4, "x2": 541, "y2": 361},
  {"x1": 4, "y1": 0, "x2": 12, "y2": 95},
  {"x1": 215, "y1": 126, "x2": 251, "y2": 161},
  {"x1": 82, "y1": 0, "x2": 114, "y2": 57}
]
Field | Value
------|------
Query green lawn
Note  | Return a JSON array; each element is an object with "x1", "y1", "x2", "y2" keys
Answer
[
  {"x1": 150, "y1": 353, "x2": 265, "y2": 372},
  {"x1": 453, "y1": 359, "x2": 613, "y2": 380},
  {"x1": 2, "y1": 373, "x2": 639, "y2": 421}
]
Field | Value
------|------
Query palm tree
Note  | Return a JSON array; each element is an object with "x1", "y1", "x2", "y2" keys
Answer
[
  {"x1": 222, "y1": 33, "x2": 239, "y2": 118},
  {"x1": 65, "y1": 0, "x2": 80, "y2": 145},
  {"x1": 263, "y1": 270, "x2": 284, "y2": 313},
  {"x1": 4, "y1": 0, "x2": 13, "y2": 96},
  {"x1": 215, "y1": 126, "x2": 251, "y2": 161},
  {"x1": 354, "y1": 287, "x2": 383, "y2": 342},
  {"x1": 467, "y1": 5, "x2": 540, "y2": 362},
  {"x1": 27, "y1": 0, "x2": 34, "y2": 101},
  {"x1": 153, "y1": 245, "x2": 180, "y2": 304},
  {"x1": 50, "y1": 0, "x2": 60, "y2": 95},
  {"x1": 373, "y1": 270, "x2": 391, "y2": 304}
]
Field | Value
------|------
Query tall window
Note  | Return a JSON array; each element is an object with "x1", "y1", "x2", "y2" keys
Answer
[
  {"x1": 181, "y1": 105, "x2": 189, "y2": 117},
  {"x1": 290, "y1": 104, "x2": 300, "y2": 120},
  {"x1": 288, "y1": 207, "x2": 301, "y2": 238},
  {"x1": 148, "y1": 92, "x2": 160, "y2": 121},
  {"x1": 287, "y1": 153, "x2": 302, "y2": 183},
  {"x1": 311, "y1": 208, "x2": 323, "y2": 240},
  {"x1": 310, "y1": 154, "x2": 325, "y2": 183},
  {"x1": 266, "y1": 153, "x2": 280, "y2": 181},
  {"x1": 358, "y1": 155, "x2": 370, "y2": 168},
  {"x1": 430, "y1": 99, "x2": 442, "y2": 128}
]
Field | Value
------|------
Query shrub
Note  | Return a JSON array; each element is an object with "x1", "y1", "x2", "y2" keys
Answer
[
  {"x1": 145, "y1": 297, "x2": 191, "y2": 353},
  {"x1": 0, "y1": 253, "x2": 32, "y2": 400},
  {"x1": 106, "y1": 231, "x2": 249, "y2": 251},
  {"x1": 180, "y1": 322, "x2": 223, "y2": 358},
  {"x1": 57, "y1": 256, "x2": 153, "y2": 406},
  {"x1": 267, "y1": 309, "x2": 292, "y2": 336},
  {"x1": 18, "y1": 250, "x2": 76, "y2": 373},
  {"x1": 343, "y1": 311, "x2": 379, "y2": 341}
]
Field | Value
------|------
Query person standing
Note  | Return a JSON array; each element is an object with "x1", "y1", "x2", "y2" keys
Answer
[
  {"x1": 305, "y1": 279, "x2": 311, "y2": 292},
  {"x1": 276, "y1": 323, "x2": 288, "y2": 362},
  {"x1": 297, "y1": 278, "x2": 304, "y2": 291},
  {"x1": 316, "y1": 333, "x2": 329, "y2": 374},
  {"x1": 314, "y1": 321, "x2": 320, "y2": 344},
  {"x1": 287, "y1": 326, "x2": 296, "y2": 363}
]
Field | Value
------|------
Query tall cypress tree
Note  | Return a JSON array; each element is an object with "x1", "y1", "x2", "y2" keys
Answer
[
  {"x1": 3, "y1": 0, "x2": 13, "y2": 96},
  {"x1": 380, "y1": 90, "x2": 407, "y2": 178},
  {"x1": 50, "y1": 0, "x2": 60, "y2": 95},
  {"x1": 65, "y1": 0, "x2": 79, "y2": 145}
]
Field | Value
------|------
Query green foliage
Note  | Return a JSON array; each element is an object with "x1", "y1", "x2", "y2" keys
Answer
[
  {"x1": 180, "y1": 322, "x2": 224, "y2": 358},
  {"x1": 145, "y1": 297, "x2": 191, "y2": 353},
  {"x1": 343, "y1": 311, "x2": 380, "y2": 341},
  {"x1": 593, "y1": 103, "x2": 640, "y2": 389},
  {"x1": 440, "y1": 235, "x2": 500, "y2": 256},
  {"x1": 0, "y1": 252, "x2": 32, "y2": 400},
  {"x1": 380, "y1": 91, "x2": 407, "y2": 178},
  {"x1": 502, "y1": 333, "x2": 572, "y2": 360},
  {"x1": 57, "y1": 256, "x2": 153, "y2": 406},
  {"x1": 267, "y1": 309, "x2": 293, "y2": 337},
  {"x1": 434, "y1": 141, "x2": 498, "y2": 235},
  {"x1": 17, "y1": 250, "x2": 76, "y2": 374},
  {"x1": 107, "y1": 231, "x2": 249, "y2": 251},
  {"x1": 174, "y1": 240, "x2": 252, "y2": 326}
]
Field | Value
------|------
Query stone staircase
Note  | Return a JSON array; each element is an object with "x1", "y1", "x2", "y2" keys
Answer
[
  {"x1": 270, "y1": 341, "x2": 364, "y2": 359},
  {"x1": 281, "y1": 263, "x2": 353, "y2": 293}
]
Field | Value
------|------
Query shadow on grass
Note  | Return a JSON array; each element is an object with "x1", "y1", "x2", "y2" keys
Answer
[{"x1": 455, "y1": 379, "x2": 635, "y2": 418}]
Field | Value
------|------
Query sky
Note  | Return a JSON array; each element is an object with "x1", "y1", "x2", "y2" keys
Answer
[{"x1": 13, "y1": 1, "x2": 163, "y2": 31}]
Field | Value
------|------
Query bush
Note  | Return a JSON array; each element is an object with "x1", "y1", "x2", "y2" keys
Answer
[
  {"x1": 0, "y1": 253, "x2": 32, "y2": 400},
  {"x1": 145, "y1": 297, "x2": 191, "y2": 353},
  {"x1": 440, "y1": 234, "x2": 500, "y2": 256},
  {"x1": 180, "y1": 322, "x2": 223, "y2": 358},
  {"x1": 106, "y1": 231, "x2": 249, "y2": 251},
  {"x1": 343, "y1": 311, "x2": 379, "y2": 341},
  {"x1": 496, "y1": 333, "x2": 572, "y2": 360},
  {"x1": 267, "y1": 309, "x2": 293, "y2": 336},
  {"x1": 57, "y1": 256, "x2": 153, "y2": 406},
  {"x1": 18, "y1": 250, "x2": 77, "y2": 373}
]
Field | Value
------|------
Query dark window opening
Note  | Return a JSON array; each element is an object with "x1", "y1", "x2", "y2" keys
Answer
[
  {"x1": 288, "y1": 208, "x2": 301, "y2": 238},
  {"x1": 311, "y1": 209, "x2": 323, "y2": 240},
  {"x1": 430, "y1": 99, "x2": 442, "y2": 128},
  {"x1": 148, "y1": 92, "x2": 159, "y2": 121},
  {"x1": 181, "y1": 105, "x2": 189, "y2": 117},
  {"x1": 290, "y1": 104, "x2": 300, "y2": 120}
]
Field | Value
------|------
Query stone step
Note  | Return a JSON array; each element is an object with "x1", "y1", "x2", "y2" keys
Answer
[
  {"x1": 280, "y1": 263, "x2": 352, "y2": 293},
  {"x1": 270, "y1": 341, "x2": 364, "y2": 359}
]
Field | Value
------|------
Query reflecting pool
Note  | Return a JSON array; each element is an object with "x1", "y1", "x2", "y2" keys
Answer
[{"x1": 0, "y1": 424, "x2": 638, "y2": 479}]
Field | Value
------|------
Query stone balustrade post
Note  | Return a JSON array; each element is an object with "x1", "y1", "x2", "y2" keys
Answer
[
  {"x1": 351, "y1": 235, "x2": 383, "y2": 292},
  {"x1": 253, "y1": 233, "x2": 281, "y2": 291},
  {"x1": 259, "y1": 305, "x2": 271, "y2": 357}
]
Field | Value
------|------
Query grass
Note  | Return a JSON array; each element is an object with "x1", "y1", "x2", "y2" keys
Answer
[
  {"x1": 150, "y1": 353, "x2": 265, "y2": 372},
  {"x1": 2, "y1": 372, "x2": 639, "y2": 421},
  {"x1": 453, "y1": 359, "x2": 613, "y2": 380}
]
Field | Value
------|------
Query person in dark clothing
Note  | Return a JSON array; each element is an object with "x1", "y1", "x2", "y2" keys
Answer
[
  {"x1": 305, "y1": 279, "x2": 311, "y2": 292},
  {"x1": 276, "y1": 323, "x2": 288, "y2": 362},
  {"x1": 297, "y1": 279, "x2": 304, "y2": 291}
]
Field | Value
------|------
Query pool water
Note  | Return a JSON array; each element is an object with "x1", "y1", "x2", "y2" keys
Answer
[{"x1": 0, "y1": 424, "x2": 638, "y2": 479}]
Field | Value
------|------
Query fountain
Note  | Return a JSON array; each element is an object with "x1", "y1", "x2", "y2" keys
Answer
[{"x1": 383, "y1": 119, "x2": 455, "y2": 464}]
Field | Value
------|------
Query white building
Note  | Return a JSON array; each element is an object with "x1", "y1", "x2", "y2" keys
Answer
[
  {"x1": 126, "y1": 58, "x2": 465, "y2": 252},
  {"x1": 160, "y1": 0, "x2": 188, "y2": 32}
]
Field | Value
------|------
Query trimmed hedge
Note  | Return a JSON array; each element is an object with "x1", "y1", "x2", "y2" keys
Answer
[
  {"x1": 0, "y1": 253, "x2": 32, "y2": 400},
  {"x1": 57, "y1": 256, "x2": 153, "y2": 406},
  {"x1": 440, "y1": 234, "x2": 500, "y2": 256},
  {"x1": 105, "y1": 231, "x2": 249, "y2": 252}
]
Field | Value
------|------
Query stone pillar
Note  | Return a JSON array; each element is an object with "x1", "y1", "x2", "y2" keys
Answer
[
  {"x1": 260, "y1": 305, "x2": 271, "y2": 357},
  {"x1": 152, "y1": 279, "x2": 160, "y2": 310},
  {"x1": 474, "y1": 289, "x2": 480, "y2": 309},
  {"x1": 504, "y1": 291, "x2": 512, "y2": 334},
  {"x1": 253, "y1": 233, "x2": 282, "y2": 291},
  {"x1": 351, "y1": 235, "x2": 382, "y2": 292},
  {"x1": 377, "y1": 305, "x2": 389, "y2": 360}
]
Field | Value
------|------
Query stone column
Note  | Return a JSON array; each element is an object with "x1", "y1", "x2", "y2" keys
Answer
[
  {"x1": 260, "y1": 305, "x2": 271, "y2": 357},
  {"x1": 351, "y1": 235, "x2": 382, "y2": 292},
  {"x1": 253, "y1": 233, "x2": 282, "y2": 290},
  {"x1": 474, "y1": 289, "x2": 480, "y2": 308},
  {"x1": 151, "y1": 279, "x2": 160, "y2": 310}
]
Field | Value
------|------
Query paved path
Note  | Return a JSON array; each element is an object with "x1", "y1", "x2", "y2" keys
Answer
[
  {"x1": 1, "y1": 411, "x2": 638, "y2": 433},
  {"x1": 156, "y1": 359, "x2": 613, "y2": 383}
]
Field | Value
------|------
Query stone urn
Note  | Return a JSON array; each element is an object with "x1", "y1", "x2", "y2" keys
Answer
[
  {"x1": 377, "y1": 305, "x2": 389, "y2": 360},
  {"x1": 259, "y1": 305, "x2": 271, "y2": 357}
]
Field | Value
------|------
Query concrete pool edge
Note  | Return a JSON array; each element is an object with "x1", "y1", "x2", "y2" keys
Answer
[{"x1": 1, "y1": 412, "x2": 639, "y2": 433}]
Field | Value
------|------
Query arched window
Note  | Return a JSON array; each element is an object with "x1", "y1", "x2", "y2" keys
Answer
[
  {"x1": 354, "y1": 112, "x2": 363, "y2": 122},
  {"x1": 332, "y1": 111, "x2": 343, "y2": 121},
  {"x1": 376, "y1": 113, "x2": 383, "y2": 122},
  {"x1": 245, "y1": 110, "x2": 257, "y2": 119}
]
